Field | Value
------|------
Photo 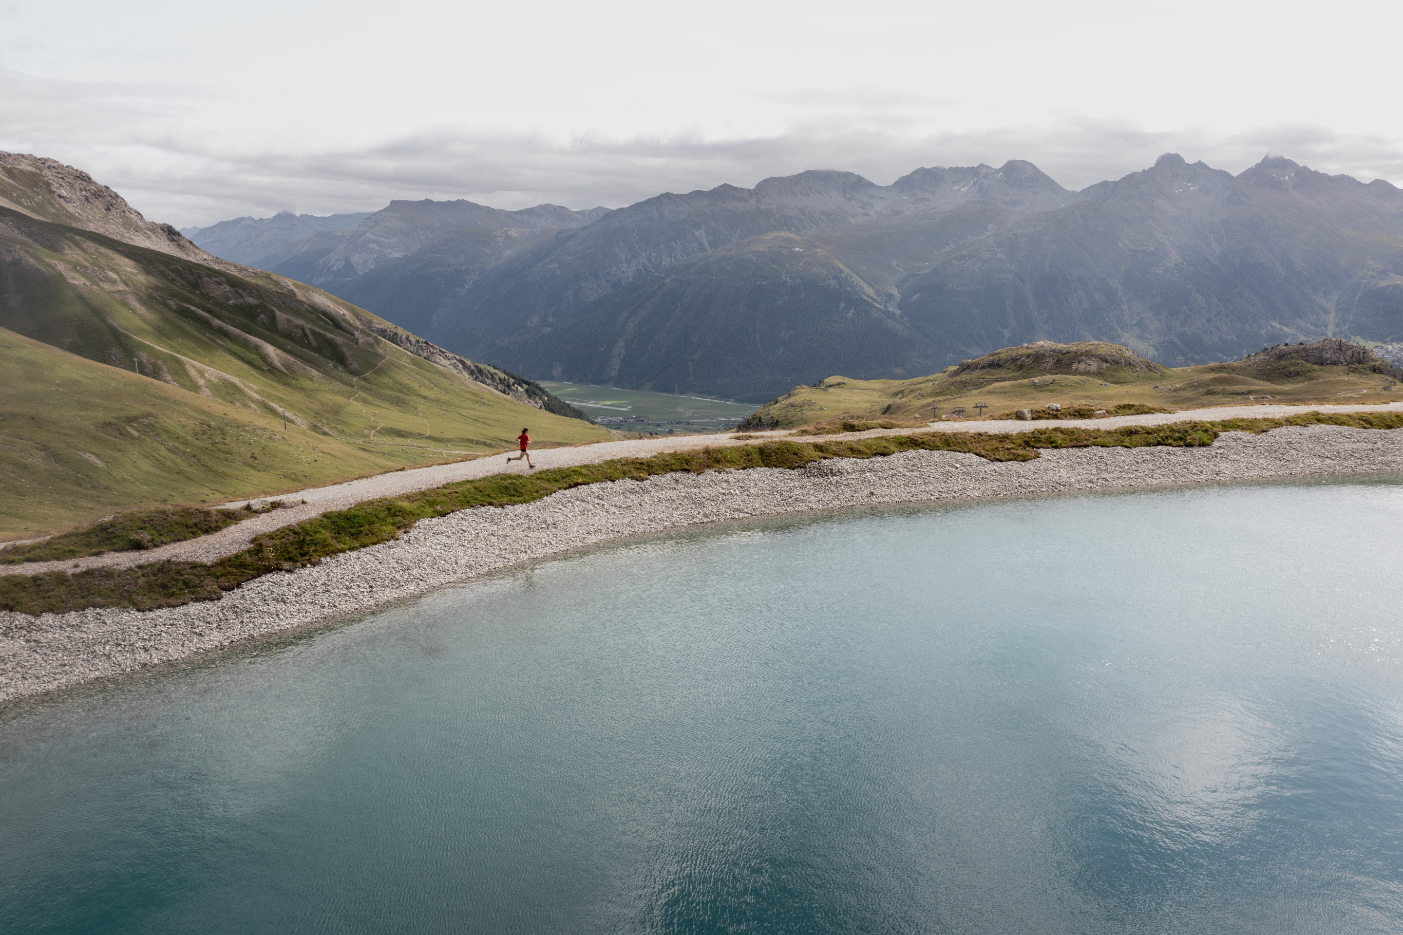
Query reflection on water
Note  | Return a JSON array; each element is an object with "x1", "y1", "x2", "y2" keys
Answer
[{"x1": 3, "y1": 479, "x2": 1403, "y2": 934}]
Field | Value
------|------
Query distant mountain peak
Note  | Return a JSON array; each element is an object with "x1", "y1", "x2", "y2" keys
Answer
[
  {"x1": 1254, "y1": 154, "x2": 1301, "y2": 172},
  {"x1": 1143, "y1": 153, "x2": 1227, "y2": 179},
  {"x1": 1231, "y1": 155, "x2": 1375, "y2": 194},
  {"x1": 995, "y1": 159, "x2": 1050, "y2": 179},
  {"x1": 1080, "y1": 153, "x2": 1238, "y2": 207},
  {"x1": 890, "y1": 160, "x2": 1073, "y2": 212},
  {"x1": 752, "y1": 170, "x2": 880, "y2": 199},
  {"x1": 181, "y1": 209, "x2": 376, "y2": 266}
]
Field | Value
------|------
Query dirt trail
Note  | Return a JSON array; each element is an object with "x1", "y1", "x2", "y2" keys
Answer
[{"x1": 7, "y1": 401, "x2": 1401, "y2": 577}]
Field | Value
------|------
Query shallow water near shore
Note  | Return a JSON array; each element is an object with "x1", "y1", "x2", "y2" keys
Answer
[{"x1": 4, "y1": 479, "x2": 1403, "y2": 934}]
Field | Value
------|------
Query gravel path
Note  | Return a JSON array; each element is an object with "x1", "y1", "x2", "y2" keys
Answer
[
  {"x1": 8, "y1": 401, "x2": 1402, "y2": 577},
  {"x1": 2, "y1": 433, "x2": 785, "y2": 574},
  {"x1": 3, "y1": 422, "x2": 1401, "y2": 705}
]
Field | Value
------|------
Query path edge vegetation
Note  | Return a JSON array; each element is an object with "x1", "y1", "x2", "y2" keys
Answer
[
  {"x1": 4, "y1": 411, "x2": 1401, "y2": 616},
  {"x1": 0, "y1": 502, "x2": 284, "y2": 566}
]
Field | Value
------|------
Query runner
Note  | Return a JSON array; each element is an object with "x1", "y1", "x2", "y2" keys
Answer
[{"x1": 506, "y1": 427, "x2": 534, "y2": 469}]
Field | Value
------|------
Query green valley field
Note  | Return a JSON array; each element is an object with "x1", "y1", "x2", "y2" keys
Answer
[{"x1": 540, "y1": 383, "x2": 756, "y2": 434}]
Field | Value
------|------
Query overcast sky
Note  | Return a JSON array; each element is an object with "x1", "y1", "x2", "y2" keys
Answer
[{"x1": 3, "y1": 0, "x2": 1400, "y2": 227}]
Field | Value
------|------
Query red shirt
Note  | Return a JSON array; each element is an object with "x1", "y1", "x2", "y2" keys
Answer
[{"x1": 517, "y1": 432, "x2": 530, "y2": 450}]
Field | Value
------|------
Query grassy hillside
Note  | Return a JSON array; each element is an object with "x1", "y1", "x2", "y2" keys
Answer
[
  {"x1": 0, "y1": 200, "x2": 607, "y2": 539},
  {"x1": 0, "y1": 326, "x2": 603, "y2": 540},
  {"x1": 0, "y1": 328, "x2": 380, "y2": 538},
  {"x1": 740, "y1": 341, "x2": 1403, "y2": 430}
]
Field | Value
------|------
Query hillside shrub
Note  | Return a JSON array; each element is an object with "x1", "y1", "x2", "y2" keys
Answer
[{"x1": 0, "y1": 503, "x2": 276, "y2": 565}]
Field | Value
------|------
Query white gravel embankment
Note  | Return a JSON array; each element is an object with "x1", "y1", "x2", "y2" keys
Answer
[
  {"x1": 3, "y1": 422, "x2": 1402, "y2": 705},
  {"x1": 11, "y1": 400, "x2": 1403, "y2": 576}
]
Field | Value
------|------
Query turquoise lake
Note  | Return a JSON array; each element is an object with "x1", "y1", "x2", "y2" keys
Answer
[{"x1": 3, "y1": 479, "x2": 1403, "y2": 933}]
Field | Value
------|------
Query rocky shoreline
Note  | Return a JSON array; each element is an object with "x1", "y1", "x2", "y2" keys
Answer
[
  {"x1": 8, "y1": 401, "x2": 1403, "y2": 577},
  {"x1": 3, "y1": 423, "x2": 1402, "y2": 706}
]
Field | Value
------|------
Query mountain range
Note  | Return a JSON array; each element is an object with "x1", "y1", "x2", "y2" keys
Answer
[
  {"x1": 188, "y1": 154, "x2": 1403, "y2": 403},
  {"x1": 0, "y1": 152, "x2": 603, "y2": 538}
]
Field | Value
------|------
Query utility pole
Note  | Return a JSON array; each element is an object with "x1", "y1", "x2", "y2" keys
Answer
[
  {"x1": 134, "y1": 358, "x2": 139, "y2": 375},
  {"x1": 282, "y1": 408, "x2": 287, "y2": 430}
]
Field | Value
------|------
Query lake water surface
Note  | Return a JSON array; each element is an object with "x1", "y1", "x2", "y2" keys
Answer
[{"x1": 4, "y1": 480, "x2": 1403, "y2": 934}]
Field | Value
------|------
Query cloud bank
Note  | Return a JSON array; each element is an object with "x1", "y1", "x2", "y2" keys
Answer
[
  {"x1": 5, "y1": 70, "x2": 1400, "y2": 231},
  {"x1": 4, "y1": 0, "x2": 1402, "y2": 227}
]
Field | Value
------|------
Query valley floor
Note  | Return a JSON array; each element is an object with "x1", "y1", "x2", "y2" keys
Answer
[{"x1": 3, "y1": 405, "x2": 1402, "y2": 705}]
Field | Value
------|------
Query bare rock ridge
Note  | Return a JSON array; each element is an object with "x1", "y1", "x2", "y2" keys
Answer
[
  {"x1": 302, "y1": 159, "x2": 1086, "y2": 399},
  {"x1": 0, "y1": 152, "x2": 218, "y2": 266},
  {"x1": 1246, "y1": 338, "x2": 1403, "y2": 380},
  {"x1": 366, "y1": 325, "x2": 592, "y2": 421}
]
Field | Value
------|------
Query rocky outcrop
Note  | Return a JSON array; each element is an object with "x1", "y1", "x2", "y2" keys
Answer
[
  {"x1": 950, "y1": 341, "x2": 1165, "y2": 378},
  {"x1": 0, "y1": 152, "x2": 220, "y2": 266},
  {"x1": 1245, "y1": 339, "x2": 1403, "y2": 380},
  {"x1": 367, "y1": 325, "x2": 593, "y2": 422}
]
